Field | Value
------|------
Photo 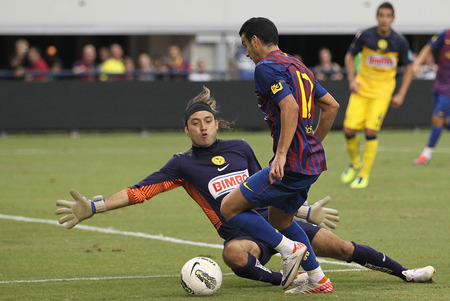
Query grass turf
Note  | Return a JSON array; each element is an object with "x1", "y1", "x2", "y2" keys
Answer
[{"x1": 0, "y1": 129, "x2": 449, "y2": 300}]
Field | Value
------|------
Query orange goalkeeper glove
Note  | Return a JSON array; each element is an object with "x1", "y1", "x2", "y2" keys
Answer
[{"x1": 55, "y1": 189, "x2": 106, "y2": 229}]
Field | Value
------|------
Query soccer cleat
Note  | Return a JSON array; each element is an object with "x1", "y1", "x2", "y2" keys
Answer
[
  {"x1": 350, "y1": 176, "x2": 369, "y2": 189},
  {"x1": 402, "y1": 266, "x2": 435, "y2": 283},
  {"x1": 281, "y1": 242, "x2": 307, "y2": 290},
  {"x1": 413, "y1": 155, "x2": 430, "y2": 165},
  {"x1": 285, "y1": 277, "x2": 333, "y2": 294},
  {"x1": 341, "y1": 162, "x2": 362, "y2": 184},
  {"x1": 291, "y1": 271, "x2": 309, "y2": 287}
]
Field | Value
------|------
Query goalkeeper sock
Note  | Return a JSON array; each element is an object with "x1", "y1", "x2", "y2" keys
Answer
[
  {"x1": 227, "y1": 210, "x2": 283, "y2": 249},
  {"x1": 232, "y1": 253, "x2": 281, "y2": 285},
  {"x1": 280, "y1": 222, "x2": 320, "y2": 272},
  {"x1": 350, "y1": 242, "x2": 407, "y2": 280},
  {"x1": 345, "y1": 134, "x2": 361, "y2": 166},
  {"x1": 359, "y1": 136, "x2": 378, "y2": 178}
]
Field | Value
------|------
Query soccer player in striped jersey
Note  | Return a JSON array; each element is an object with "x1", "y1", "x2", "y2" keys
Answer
[
  {"x1": 56, "y1": 86, "x2": 435, "y2": 291},
  {"x1": 413, "y1": 29, "x2": 450, "y2": 165},
  {"x1": 220, "y1": 17, "x2": 340, "y2": 294},
  {"x1": 341, "y1": 2, "x2": 414, "y2": 188}
]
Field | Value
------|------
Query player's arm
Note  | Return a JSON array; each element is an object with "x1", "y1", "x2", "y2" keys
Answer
[
  {"x1": 314, "y1": 92, "x2": 339, "y2": 142},
  {"x1": 270, "y1": 94, "x2": 298, "y2": 182},
  {"x1": 391, "y1": 63, "x2": 413, "y2": 108},
  {"x1": 55, "y1": 189, "x2": 129, "y2": 229},
  {"x1": 345, "y1": 51, "x2": 360, "y2": 93},
  {"x1": 412, "y1": 44, "x2": 432, "y2": 76}
]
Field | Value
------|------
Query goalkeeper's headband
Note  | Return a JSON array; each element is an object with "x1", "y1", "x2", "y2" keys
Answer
[{"x1": 184, "y1": 102, "x2": 216, "y2": 125}]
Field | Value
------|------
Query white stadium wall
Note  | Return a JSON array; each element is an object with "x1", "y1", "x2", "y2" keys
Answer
[{"x1": 0, "y1": 0, "x2": 448, "y2": 35}]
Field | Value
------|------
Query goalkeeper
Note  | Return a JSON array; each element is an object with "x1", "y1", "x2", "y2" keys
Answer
[{"x1": 56, "y1": 86, "x2": 434, "y2": 285}]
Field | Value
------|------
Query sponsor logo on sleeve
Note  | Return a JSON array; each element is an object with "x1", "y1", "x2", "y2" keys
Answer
[{"x1": 271, "y1": 82, "x2": 283, "y2": 94}]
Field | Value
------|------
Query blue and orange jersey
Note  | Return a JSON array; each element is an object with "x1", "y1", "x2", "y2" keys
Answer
[
  {"x1": 429, "y1": 29, "x2": 450, "y2": 97},
  {"x1": 254, "y1": 50, "x2": 328, "y2": 175},
  {"x1": 349, "y1": 26, "x2": 413, "y2": 98},
  {"x1": 125, "y1": 139, "x2": 261, "y2": 240}
]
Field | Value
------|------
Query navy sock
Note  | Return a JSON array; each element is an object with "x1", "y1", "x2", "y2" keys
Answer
[
  {"x1": 227, "y1": 210, "x2": 282, "y2": 248},
  {"x1": 350, "y1": 242, "x2": 407, "y2": 280},
  {"x1": 280, "y1": 222, "x2": 319, "y2": 271},
  {"x1": 427, "y1": 126, "x2": 443, "y2": 148},
  {"x1": 232, "y1": 253, "x2": 281, "y2": 285}
]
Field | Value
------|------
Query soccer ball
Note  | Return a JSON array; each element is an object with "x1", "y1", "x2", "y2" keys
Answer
[{"x1": 180, "y1": 257, "x2": 222, "y2": 296}]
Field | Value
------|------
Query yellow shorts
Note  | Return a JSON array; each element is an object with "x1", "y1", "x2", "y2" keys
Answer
[{"x1": 343, "y1": 93, "x2": 391, "y2": 131}]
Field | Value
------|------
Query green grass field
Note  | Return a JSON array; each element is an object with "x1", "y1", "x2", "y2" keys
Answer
[{"x1": 1, "y1": 129, "x2": 449, "y2": 300}]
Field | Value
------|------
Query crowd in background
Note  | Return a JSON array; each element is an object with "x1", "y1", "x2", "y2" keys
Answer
[{"x1": 4, "y1": 38, "x2": 438, "y2": 82}]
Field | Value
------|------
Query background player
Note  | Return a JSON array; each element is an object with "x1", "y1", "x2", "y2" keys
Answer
[
  {"x1": 413, "y1": 29, "x2": 450, "y2": 165},
  {"x1": 56, "y1": 86, "x2": 435, "y2": 291},
  {"x1": 341, "y1": 2, "x2": 414, "y2": 188}
]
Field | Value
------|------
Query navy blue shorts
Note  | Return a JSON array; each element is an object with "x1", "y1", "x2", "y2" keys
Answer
[
  {"x1": 224, "y1": 219, "x2": 321, "y2": 265},
  {"x1": 432, "y1": 90, "x2": 450, "y2": 117},
  {"x1": 239, "y1": 166, "x2": 319, "y2": 214}
]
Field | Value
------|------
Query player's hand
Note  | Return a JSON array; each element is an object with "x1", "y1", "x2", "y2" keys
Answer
[
  {"x1": 390, "y1": 93, "x2": 405, "y2": 108},
  {"x1": 55, "y1": 189, "x2": 102, "y2": 229},
  {"x1": 296, "y1": 196, "x2": 340, "y2": 230},
  {"x1": 349, "y1": 79, "x2": 361, "y2": 93},
  {"x1": 269, "y1": 154, "x2": 286, "y2": 183}
]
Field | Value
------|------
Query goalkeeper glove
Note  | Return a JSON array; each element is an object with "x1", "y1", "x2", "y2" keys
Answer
[
  {"x1": 296, "y1": 196, "x2": 340, "y2": 230},
  {"x1": 55, "y1": 189, "x2": 106, "y2": 229}
]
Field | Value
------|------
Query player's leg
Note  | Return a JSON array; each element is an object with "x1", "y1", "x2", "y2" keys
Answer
[
  {"x1": 414, "y1": 92, "x2": 450, "y2": 164},
  {"x1": 307, "y1": 227, "x2": 435, "y2": 282},
  {"x1": 269, "y1": 174, "x2": 331, "y2": 294},
  {"x1": 223, "y1": 238, "x2": 282, "y2": 285},
  {"x1": 351, "y1": 96, "x2": 390, "y2": 188},
  {"x1": 341, "y1": 93, "x2": 366, "y2": 184},
  {"x1": 221, "y1": 168, "x2": 307, "y2": 289}
]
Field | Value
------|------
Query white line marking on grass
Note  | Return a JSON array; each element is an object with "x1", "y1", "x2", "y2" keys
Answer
[
  {"x1": 1, "y1": 269, "x2": 365, "y2": 284},
  {"x1": 0, "y1": 213, "x2": 365, "y2": 284}
]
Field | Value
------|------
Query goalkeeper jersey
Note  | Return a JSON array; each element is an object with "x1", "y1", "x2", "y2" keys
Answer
[
  {"x1": 125, "y1": 139, "x2": 263, "y2": 241},
  {"x1": 349, "y1": 26, "x2": 413, "y2": 99}
]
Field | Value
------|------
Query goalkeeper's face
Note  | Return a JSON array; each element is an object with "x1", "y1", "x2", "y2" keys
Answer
[{"x1": 185, "y1": 111, "x2": 219, "y2": 148}]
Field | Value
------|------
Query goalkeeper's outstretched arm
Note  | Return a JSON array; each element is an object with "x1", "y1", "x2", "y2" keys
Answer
[{"x1": 55, "y1": 189, "x2": 129, "y2": 229}]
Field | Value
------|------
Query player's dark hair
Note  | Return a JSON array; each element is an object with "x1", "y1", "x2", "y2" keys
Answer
[
  {"x1": 239, "y1": 17, "x2": 278, "y2": 46},
  {"x1": 377, "y1": 2, "x2": 394, "y2": 16},
  {"x1": 184, "y1": 86, "x2": 234, "y2": 130}
]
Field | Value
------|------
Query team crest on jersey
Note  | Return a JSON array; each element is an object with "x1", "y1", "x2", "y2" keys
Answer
[
  {"x1": 377, "y1": 39, "x2": 388, "y2": 51},
  {"x1": 271, "y1": 82, "x2": 283, "y2": 94},
  {"x1": 208, "y1": 170, "x2": 249, "y2": 199},
  {"x1": 211, "y1": 156, "x2": 226, "y2": 165}
]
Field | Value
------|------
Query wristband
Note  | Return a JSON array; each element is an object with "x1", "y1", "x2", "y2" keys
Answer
[{"x1": 91, "y1": 195, "x2": 106, "y2": 214}]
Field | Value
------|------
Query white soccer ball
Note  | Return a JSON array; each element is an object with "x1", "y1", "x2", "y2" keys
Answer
[{"x1": 180, "y1": 256, "x2": 222, "y2": 296}]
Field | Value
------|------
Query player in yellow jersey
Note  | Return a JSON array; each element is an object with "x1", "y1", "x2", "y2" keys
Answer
[{"x1": 341, "y1": 2, "x2": 413, "y2": 188}]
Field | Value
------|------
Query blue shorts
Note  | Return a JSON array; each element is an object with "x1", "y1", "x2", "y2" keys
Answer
[
  {"x1": 432, "y1": 91, "x2": 450, "y2": 118},
  {"x1": 225, "y1": 219, "x2": 321, "y2": 265},
  {"x1": 239, "y1": 166, "x2": 320, "y2": 214}
]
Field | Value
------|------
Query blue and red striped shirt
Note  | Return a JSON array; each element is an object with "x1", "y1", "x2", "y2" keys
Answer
[{"x1": 254, "y1": 50, "x2": 327, "y2": 175}]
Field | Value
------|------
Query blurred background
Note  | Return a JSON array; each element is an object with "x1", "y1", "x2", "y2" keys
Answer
[{"x1": 0, "y1": 0, "x2": 448, "y2": 132}]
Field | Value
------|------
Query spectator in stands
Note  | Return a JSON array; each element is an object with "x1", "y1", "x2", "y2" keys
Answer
[
  {"x1": 100, "y1": 43, "x2": 125, "y2": 81},
  {"x1": 124, "y1": 56, "x2": 135, "y2": 81},
  {"x1": 152, "y1": 53, "x2": 169, "y2": 81},
  {"x1": 189, "y1": 59, "x2": 212, "y2": 82},
  {"x1": 15, "y1": 46, "x2": 49, "y2": 82},
  {"x1": 167, "y1": 45, "x2": 190, "y2": 80},
  {"x1": 313, "y1": 47, "x2": 344, "y2": 81},
  {"x1": 10, "y1": 39, "x2": 29, "y2": 72},
  {"x1": 136, "y1": 53, "x2": 155, "y2": 81},
  {"x1": 72, "y1": 44, "x2": 98, "y2": 81}
]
